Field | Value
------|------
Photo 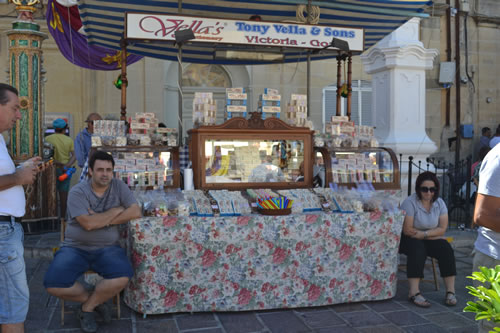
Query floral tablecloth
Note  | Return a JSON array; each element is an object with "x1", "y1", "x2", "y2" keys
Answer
[{"x1": 123, "y1": 211, "x2": 404, "y2": 314}]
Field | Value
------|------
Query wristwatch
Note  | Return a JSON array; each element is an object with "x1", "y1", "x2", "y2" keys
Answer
[{"x1": 424, "y1": 231, "x2": 428, "y2": 239}]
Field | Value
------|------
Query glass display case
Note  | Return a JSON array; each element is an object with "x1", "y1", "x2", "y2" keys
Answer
[
  {"x1": 189, "y1": 112, "x2": 314, "y2": 190},
  {"x1": 92, "y1": 146, "x2": 180, "y2": 189},
  {"x1": 315, "y1": 146, "x2": 400, "y2": 190}
]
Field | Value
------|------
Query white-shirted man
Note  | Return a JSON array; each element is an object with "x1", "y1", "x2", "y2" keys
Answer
[
  {"x1": 473, "y1": 142, "x2": 500, "y2": 332},
  {"x1": 0, "y1": 83, "x2": 41, "y2": 333}
]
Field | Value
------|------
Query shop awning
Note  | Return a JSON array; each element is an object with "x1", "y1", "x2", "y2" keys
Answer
[{"x1": 77, "y1": 0, "x2": 433, "y2": 64}]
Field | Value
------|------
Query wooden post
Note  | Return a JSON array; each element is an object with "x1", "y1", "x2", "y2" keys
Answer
[
  {"x1": 336, "y1": 56, "x2": 342, "y2": 116},
  {"x1": 120, "y1": 38, "x2": 128, "y2": 121},
  {"x1": 347, "y1": 52, "x2": 352, "y2": 120}
]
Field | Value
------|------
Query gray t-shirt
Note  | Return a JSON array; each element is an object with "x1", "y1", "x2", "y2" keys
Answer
[
  {"x1": 475, "y1": 144, "x2": 500, "y2": 259},
  {"x1": 401, "y1": 193, "x2": 448, "y2": 231},
  {"x1": 64, "y1": 178, "x2": 137, "y2": 251}
]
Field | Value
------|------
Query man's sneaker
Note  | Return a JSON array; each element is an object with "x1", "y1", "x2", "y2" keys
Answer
[
  {"x1": 95, "y1": 303, "x2": 112, "y2": 324},
  {"x1": 77, "y1": 307, "x2": 98, "y2": 333}
]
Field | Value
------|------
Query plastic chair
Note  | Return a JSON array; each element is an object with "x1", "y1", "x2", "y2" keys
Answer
[{"x1": 59, "y1": 219, "x2": 121, "y2": 326}]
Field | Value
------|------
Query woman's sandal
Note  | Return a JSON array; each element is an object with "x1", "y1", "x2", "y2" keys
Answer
[
  {"x1": 409, "y1": 292, "x2": 431, "y2": 308},
  {"x1": 445, "y1": 291, "x2": 457, "y2": 306}
]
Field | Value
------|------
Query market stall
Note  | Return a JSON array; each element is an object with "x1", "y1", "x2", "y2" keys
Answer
[{"x1": 49, "y1": 0, "x2": 434, "y2": 316}]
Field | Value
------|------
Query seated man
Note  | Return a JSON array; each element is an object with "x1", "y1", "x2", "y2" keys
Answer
[{"x1": 44, "y1": 151, "x2": 141, "y2": 333}]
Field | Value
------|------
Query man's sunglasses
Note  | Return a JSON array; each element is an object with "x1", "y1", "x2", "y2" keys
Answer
[{"x1": 419, "y1": 186, "x2": 437, "y2": 193}]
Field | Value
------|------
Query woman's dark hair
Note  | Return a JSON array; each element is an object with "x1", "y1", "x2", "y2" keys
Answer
[
  {"x1": 88, "y1": 151, "x2": 115, "y2": 170},
  {"x1": 415, "y1": 171, "x2": 440, "y2": 202}
]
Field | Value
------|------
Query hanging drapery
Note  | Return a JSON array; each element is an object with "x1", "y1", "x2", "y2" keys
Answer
[{"x1": 46, "y1": 0, "x2": 142, "y2": 70}]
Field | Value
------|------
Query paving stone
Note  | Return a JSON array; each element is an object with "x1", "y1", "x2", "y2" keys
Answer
[
  {"x1": 338, "y1": 311, "x2": 389, "y2": 328},
  {"x1": 316, "y1": 326, "x2": 357, "y2": 333},
  {"x1": 424, "y1": 312, "x2": 475, "y2": 330},
  {"x1": 259, "y1": 311, "x2": 311, "y2": 333},
  {"x1": 91, "y1": 319, "x2": 132, "y2": 332},
  {"x1": 448, "y1": 325, "x2": 479, "y2": 332},
  {"x1": 217, "y1": 312, "x2": 265, "y2": 333},
  {"x1": 296, "y1": 310, "x2": 345, "y2": 328},
  {"x1": 136, "y1": 319, "x2": 178, "y2": 332},
  {"x1": 176, "y1": 313, "x2": 219, "y2": 330},
  {"x1": 330, "y1": 302, "x2": 368, "y2": 313},
  {"x1": 382, "y1": 310, "x2": 428, "y2": 326},
  {"x1": 402, "y1": 323, "x2": 449, "y2": 333},
  {"x1": 135, "y1": 312, "x2": 175, "y2": 321},
  {"x1": 365, "y1": 300, "x2": 406, "y2": 313},
  {"x1": 357, "y1": 325, "x2": 404, "y2": 333},
  {"x1": 184, "y1": 329, "x2": 225, "y2": 333},
  {"x1": 397, "y1": 298, "x2": 449, "y2": 315}
]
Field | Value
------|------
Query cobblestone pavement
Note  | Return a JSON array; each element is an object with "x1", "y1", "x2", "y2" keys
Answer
[{"x1": 23, "y1": 229, "x2": 480, "y2": 332}]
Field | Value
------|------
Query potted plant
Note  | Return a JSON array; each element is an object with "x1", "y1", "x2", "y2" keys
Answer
[{"x1": 464, "y1": 265, "x2": 500, "y2": 332}]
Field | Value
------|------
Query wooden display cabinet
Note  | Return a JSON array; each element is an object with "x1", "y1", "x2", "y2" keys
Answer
[
  {"x1": 315, "y1": 146, "x2": 400, "y2": 190},
  {"x1": 189, "y1": 112, "x2": 314, "y2": 190}
]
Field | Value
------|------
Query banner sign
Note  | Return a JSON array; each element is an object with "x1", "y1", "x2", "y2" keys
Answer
[{"x1": 126, "y1": 13, "x2": 364, "y2": 52}]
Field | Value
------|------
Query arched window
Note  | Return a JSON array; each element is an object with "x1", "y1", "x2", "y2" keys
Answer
[{"x1": 182, "y1": 64, "x2": 231, "y2": 88}]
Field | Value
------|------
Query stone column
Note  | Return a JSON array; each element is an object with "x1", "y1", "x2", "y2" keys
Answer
[
  {"x1": 7, "y1": 1, "x2": 47, "y2": 159},
  {"x1": 6, "y1": 1, "x2": 57, "y2": 224},
  {"x1": 360, "y1": 18, "x2": 439, "y2": 196}
]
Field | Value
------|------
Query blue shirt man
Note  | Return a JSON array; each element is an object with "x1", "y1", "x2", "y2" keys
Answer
[{"x1": 75, "y1": 113, "x2": 102, "y2": 169}]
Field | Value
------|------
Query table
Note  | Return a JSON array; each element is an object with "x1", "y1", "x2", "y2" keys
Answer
[{"x1": 123, "y1": 210, "x2": 404, "y2": 314}]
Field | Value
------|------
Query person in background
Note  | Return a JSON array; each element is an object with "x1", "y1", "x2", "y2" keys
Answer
[
  {"x1": 399, "y1": 171, "x2": 457, "y2": 308},
  {"x1": 0, "y1": 83, "x2": 42, "y2": 333},
  {"x1": 479, "y1": 127, "x2": 491, "y2": 150},
  {"x1": 248, "y1": 150, "x2": 284, "y2": 182},
  {"x1": 472, "y1": 146, "x2": 490, "y2": 187},
  {"x1": 488, "y1": 125, "x2": 500, "y2": 149},
  {"x1": 75, "y1": 113, "x2": 102, "y2": 181},
  {"x1": 44, "y1": 151, "x2": 141, "y2": 333},
  {"x1": 45, "y1": 118, "x2": 76, "y2": 219},
  {"x1": 472, "y1": 143, "x2": 500, "y2": 333}
]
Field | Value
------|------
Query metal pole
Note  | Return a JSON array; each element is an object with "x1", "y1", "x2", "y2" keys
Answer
[
  {"x1": 455, "y1": 0, "x2": 461, "y2": 168},
  {"x1": 408, "y1": 156, "x2": 413, "y2": 196},
  {"x1": 178, "y1": 45, "x2": 183, "y2": 145},
  {"x1": 120, "y1": 38, "x2": 128, "y2": 121},
  {"x1": 307, "y1": 51, "x2": 311, "y2": 117}
]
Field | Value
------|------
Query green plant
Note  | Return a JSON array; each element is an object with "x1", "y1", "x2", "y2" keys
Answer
[{"x1": 464, "y1": 265, "x2": 500, "y2": 332}]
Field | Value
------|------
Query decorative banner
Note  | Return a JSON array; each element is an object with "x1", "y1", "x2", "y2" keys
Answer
[
  {"x1": 47, "y1": 0, "x2": 142, "y2": 70},
  {"x1": 126, "y1": 13, "x2": 364, "y2": 52}
]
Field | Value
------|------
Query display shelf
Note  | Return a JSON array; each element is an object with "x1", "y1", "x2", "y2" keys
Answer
[
  {"x1": 92, "y1": 146, "x2": 180, "y2": 189},
  {"x1": 315, "y1": 146, "x2": 400, "y2": 190}
]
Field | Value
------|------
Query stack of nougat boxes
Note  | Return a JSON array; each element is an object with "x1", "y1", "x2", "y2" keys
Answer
[
  {"x1": 225, "y1": 87, "x2": 247, "y2": 120},
  {"x1": 193, "y1": 92, "x2": 216, "y2": 127},
  {"x1": 258, "y1": 88, "x2": 281, "y2": 119},
  {"x1": 285, "y1": 94, "x2": 307, "y2": 126}
]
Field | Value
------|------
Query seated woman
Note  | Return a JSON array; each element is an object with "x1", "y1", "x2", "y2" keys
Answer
[{"x1": 399, "y1": 171, "x2": 457, "y2": 308}]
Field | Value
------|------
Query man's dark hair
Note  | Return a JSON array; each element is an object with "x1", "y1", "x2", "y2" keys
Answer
[
  {"x1": 88, "y1": 151, "x2": 115, "y2": 170},
  {"x1": 482, "y1": 127, "x2": 491, "y2": 135},
  {"x1": 0, "y1": 83, "x2": 18, "y2": 105},
  {"x1": 415, "y1": 171, "x2": 440, "y2": 202}
]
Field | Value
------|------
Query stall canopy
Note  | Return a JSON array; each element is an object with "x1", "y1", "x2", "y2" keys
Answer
[{"x1": 76, "y1": 0, "x2": 433, "y2": 65}]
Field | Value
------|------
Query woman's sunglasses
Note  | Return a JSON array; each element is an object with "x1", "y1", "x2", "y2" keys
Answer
[{"x1": 420, "y1": 186, "x2": 437, "y2": 193}]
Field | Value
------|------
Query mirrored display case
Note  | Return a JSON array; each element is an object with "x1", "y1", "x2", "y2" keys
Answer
[
  {"x1": 92, "y1": 146, "x2": 180, "y2": 189},
  {"x1": 315, "y1": 146, "x2": 400, "y2": 190},
  {"x1": 189, "y1": 113, "x2": 314, "y2": 190}
]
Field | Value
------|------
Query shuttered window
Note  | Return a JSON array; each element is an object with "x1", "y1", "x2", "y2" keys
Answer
[{"x1": 322, "y1": 80, "x2": 372, "y2": 131}]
